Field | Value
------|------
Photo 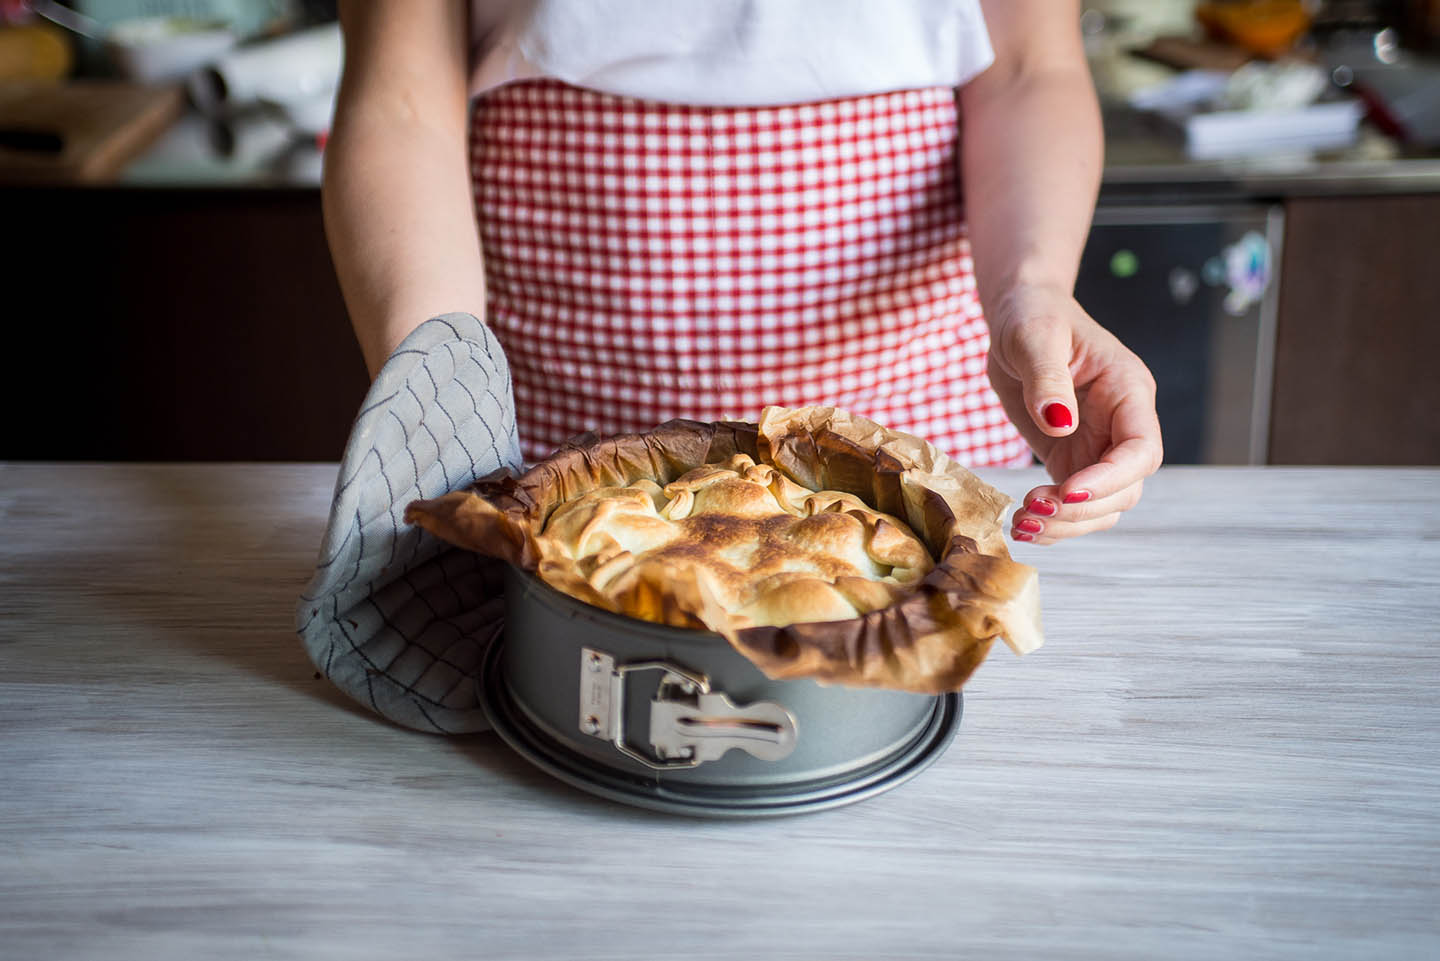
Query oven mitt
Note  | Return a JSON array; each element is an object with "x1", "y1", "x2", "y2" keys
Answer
[{"x1": 296, "y1": 313, "x2": 522, "y2": 733}]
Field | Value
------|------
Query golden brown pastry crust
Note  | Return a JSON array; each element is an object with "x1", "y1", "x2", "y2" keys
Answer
[
  {"x1": 404, "y1": 406, "x2": 1043, "y2": 693},
  {"x1": 532, "y1": 453, "x2": 934, "y2": 632}
]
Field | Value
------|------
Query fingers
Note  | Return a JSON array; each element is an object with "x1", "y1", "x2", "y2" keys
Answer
[
  {"x1": 986, "y1": 290, "x2": 1162, "y2": 545},
  {"x1": 1048, "y1": 370, "x2": 1163, "y2": 499},
  {"x1": 1019, "y1": 399, "x2": 1159, "y2": 544},
  {"x1": 1010, "y1": 480, "x2": 1144, "y2": 545},
  {"x1": 1054, "y1": 434, "x2": 1162, "y2": 503},
  {"x1": 1000, "y1": 312, "x2": 1079, "y2": 441}
]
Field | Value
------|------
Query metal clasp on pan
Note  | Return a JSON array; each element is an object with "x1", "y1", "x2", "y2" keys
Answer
[{"x1": 579, "y1": 647, "x2": 798, "y2": 770}]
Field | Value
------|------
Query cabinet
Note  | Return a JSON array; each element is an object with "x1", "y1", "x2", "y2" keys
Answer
[
  {"x1": 2, "y1": 187, "x2": 368, "y2": 461},
  {"x1": 1269, "y1": 194, "x2": 1440, "y2": 464},
  {"x1": 2, "y1": 186, "x2": 1437, "y2": 464}
]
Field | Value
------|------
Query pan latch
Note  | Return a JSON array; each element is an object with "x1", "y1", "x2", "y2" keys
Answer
[{"x1": 579, "y1": 647, "x2": 798, "y2": 770}]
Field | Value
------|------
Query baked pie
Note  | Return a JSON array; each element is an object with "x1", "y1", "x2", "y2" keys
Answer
[
  {"x1": 405, "y1": 406, "x2": 1043, "y2": 692},
  {"x1": 534, "y1": 453, "x2": 934, "y2": 632}
]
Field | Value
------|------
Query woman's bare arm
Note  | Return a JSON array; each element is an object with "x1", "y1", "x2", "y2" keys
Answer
[
  {"x1": 963, "y1": 0, "x2": 1101, "y2": 315},
  {"x1": 964, "y1": 0, "x2": 1162, "y2": 542},
  {"x1": 323, "y1": 0, "x2": 485, "y2": 377}
]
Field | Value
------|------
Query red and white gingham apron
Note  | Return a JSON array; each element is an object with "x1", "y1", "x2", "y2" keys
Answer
[{"x1": 469, "y1": 79, "x2": 1031, "y2": 467}]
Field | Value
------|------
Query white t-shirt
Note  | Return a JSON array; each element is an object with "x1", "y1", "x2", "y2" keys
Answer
[{"x1": 469, "y1": 0, "x2": 994, "y2": 105}]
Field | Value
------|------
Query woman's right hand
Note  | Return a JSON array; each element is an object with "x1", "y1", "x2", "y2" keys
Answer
[{"x1": 325, "y1": 0, "x2": 488, "y2": 378}]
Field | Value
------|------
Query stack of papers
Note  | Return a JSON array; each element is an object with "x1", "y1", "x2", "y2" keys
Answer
[{"x1": 1130, "y1": 68, "x2": 1364, "y2": 159}]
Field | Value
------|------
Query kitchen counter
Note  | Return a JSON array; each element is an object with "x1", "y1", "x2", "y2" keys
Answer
[
  {"x1": 3, "y1": 463, "x2": 1437, "y2": 960},
  {"x1": 1099, "y1": 106, "x2": 1440, "y2": 202},
  {"x1": 103, "y1": 104, "x2": 1440, "y2": 200},
  {"x1": 1103, "y1": 133, "x2": 1440, "y2": 200}
]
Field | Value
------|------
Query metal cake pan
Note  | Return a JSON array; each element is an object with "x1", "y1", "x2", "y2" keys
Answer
[{"x1": 478, "y1": 565, "x2": 961, "y2": 817}]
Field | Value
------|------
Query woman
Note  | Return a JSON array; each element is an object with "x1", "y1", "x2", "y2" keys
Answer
[{"x1": 322, "y1": 0, "x2": 1162, "y2": 545}]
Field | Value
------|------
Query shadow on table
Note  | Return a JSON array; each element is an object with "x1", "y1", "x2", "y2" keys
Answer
[
  {"x1": 21, "y1": 465, "x2": 773, "y2": 819},
  {"x1": 16, "y1": 464, "x2": 383, "y2": 722}
]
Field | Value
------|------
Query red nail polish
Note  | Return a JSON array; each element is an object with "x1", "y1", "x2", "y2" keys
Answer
[
  {"x1": 1043, "y1": 403, "x2": 1072, "y2": 429},
  {"x1": 1016, "y1": 518, "x2": 1043, "y2": 534},
  {"x1": 1013, "y1": 531, "x2": 1035, "y2": 542},
  {"x1": 1028, "y1": 498, "x2": 1057, "y2": 516},
  {"x1": 1063, "y1": 490, "x2": 1091, "y2": 504}
]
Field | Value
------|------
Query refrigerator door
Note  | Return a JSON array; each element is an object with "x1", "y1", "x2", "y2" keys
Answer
[{"x1": 1076, "y1": 205, "x2": 1282, "y2": 464}]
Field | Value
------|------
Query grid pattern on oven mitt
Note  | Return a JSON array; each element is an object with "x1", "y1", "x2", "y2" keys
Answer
[{"x1": 296, "y1": 313, "x2": 522, "y2": 733}]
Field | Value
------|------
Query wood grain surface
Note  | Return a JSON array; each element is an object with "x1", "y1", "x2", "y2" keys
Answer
[{"x1": 2, "y1": 464, "x2": 1437, "y2": 961}]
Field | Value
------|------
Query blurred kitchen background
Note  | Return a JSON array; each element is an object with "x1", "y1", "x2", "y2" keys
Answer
[{"x1": 2, "y1": 0, "x2": 1437, "y2": 464}]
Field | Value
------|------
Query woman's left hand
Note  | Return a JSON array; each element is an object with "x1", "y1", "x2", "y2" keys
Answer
[{"x1": 985, "y1": 282, "x2": 1164, "y2": 544}]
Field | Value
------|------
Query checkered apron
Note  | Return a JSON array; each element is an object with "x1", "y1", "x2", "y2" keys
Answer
[{"x1": 469, "y1": 80, "x2": 1031, "y2": 467}]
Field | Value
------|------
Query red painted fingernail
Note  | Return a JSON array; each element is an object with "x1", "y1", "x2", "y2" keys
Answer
[
  {"x1": 1013, "y1": 531, "x2": 1035, "y2": 542},
  {"x1": 1063, "y1": 490, "x2": 1091, "y2": 504},
  {"x1": 1028, "y1": 498, "x2": 1057, "y2": 516},
  {"x1": 1043, "y1": 403, "x2": 1073, "y2": 429},
  {"x1": 1016, "y1": 518, "x2": 1043, "y2": 534}
]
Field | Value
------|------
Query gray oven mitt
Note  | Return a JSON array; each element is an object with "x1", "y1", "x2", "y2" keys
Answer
[{"x1": 296, "y1": 313, "x2": 522, "y2": 733}]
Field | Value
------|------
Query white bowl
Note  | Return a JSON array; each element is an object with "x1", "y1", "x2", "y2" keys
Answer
[{"x1": 105, "y1": 17, "x2": 238, "y2": 84}]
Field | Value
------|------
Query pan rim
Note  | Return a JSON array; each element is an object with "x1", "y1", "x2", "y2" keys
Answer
[{"x1": 476, "y1": 635, "x2": 962, "y2": 818}]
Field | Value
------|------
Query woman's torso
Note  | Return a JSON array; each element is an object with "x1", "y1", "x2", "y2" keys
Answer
[
  {"x1": 463, "y1": 1, "x2": 1027, "y2": 466},
  {"x1": 469, "y1": 80, "x2": 1029, "y2": 467}
]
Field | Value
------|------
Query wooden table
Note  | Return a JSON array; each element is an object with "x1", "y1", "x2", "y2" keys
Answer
[{"x1": 3, "y1": 464, "x2": 1437, "y2": 960}]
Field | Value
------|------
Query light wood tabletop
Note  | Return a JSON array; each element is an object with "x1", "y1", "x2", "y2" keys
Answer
[{"x1": 2, "y1": 463, "x2": 1437, "y2": 961}]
